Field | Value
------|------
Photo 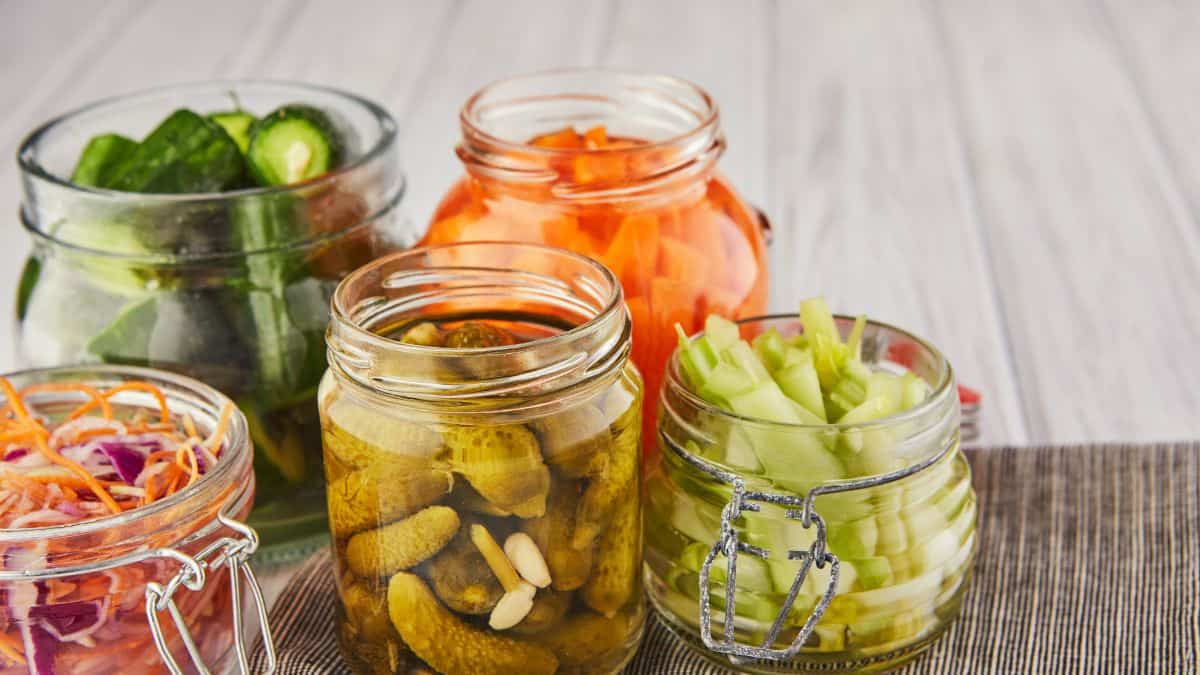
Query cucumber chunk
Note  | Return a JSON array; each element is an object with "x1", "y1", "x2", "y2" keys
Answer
[
  {"x1": 246, "y1": 104, "x2": 342, "y2": 186},
  {"x1": 71, "y1": 134, "x2": 137, "y2": 187},
  {"x1": 103, "y1": 109, "x2": 247, "y2": 193},
  {"x1": 208, "y1": 110, "x2": 256, "y2": 152}
]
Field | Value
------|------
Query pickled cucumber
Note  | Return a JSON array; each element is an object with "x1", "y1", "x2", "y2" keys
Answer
[
  {"x1": 532, "y1": 404, "x2": 610, "y2": 479},
  {"x1": 511, "y1": 589, "x2": 573, "y2": 636},
  {"x1": 444, "y1": 424, "x2": 551, "y2": 518},
  {"x1": 402, "y1": 322, "x2": 445, "y2": 347},
  {"x1": 522, "y1": 481, "x2": 593, "y2": 591},
  {"x1": 581, "y1": 491, "x2": 640, "y2": 617},
  {"x1": 339, "y1": 623, "x2": 410, "y2": 675},
  {"x1": 443, "y1": 321, "x2": 517, "y2": 349},
  {"x1": 531, "y1": 611, "x2": 631, "y2": 669},
  {"x1": 453, "y1": 482, "x2": 513, "y2": 517},
  {"x1": 328, "y1": 461, "x2": 454, "y2": 538},
  {"x1": 323, "y1": 404, "x2": 444, "y2": 470},
  {"x1": 572, "y1": 413, "x2": 639, "y2": 550},
  {"x1": 341, "y1": 580, "x2": 396, "y2": 644},
  {"x1": 346, "y1": 506, "x2": 461, "y2": 577},
  {"x1": 387, "y1": 572, "x2": 559, "y2": 675},
  {"x1": 428, "y1": 525, "x2": 504, "y2": 615}
]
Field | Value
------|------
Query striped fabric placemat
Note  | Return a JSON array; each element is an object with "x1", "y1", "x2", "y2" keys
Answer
[{"x1": 250, "y1": 443, "x2": 1199, "y2": 673}]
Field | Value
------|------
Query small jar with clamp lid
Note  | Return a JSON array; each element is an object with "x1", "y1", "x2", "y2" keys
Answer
[
  {"x1": 645, "y1": 314, "x2": 977, "y2": 673},
  {"x1": 0, "y1": 365, "x2": 272, "y2": 675},
  {"x1": 322, "y1": 242, "x2": 645, "y2": 675}
]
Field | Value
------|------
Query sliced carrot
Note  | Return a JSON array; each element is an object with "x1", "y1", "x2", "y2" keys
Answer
[
  {"x1": 583, "y1": 125, "x2": 608, "y2": 148},
  {"x1": 208, "y1": 403, "x2": 234, "y2": 456},
  {"x1": 0, "y1": 631, "x2": 25, "y2": 665},
  {"x1": 23, "y1": 382, "x2": 113, "y2": 420},
  {"x1": 531, "y1": 127, "x2": 584, "y2": 150}
]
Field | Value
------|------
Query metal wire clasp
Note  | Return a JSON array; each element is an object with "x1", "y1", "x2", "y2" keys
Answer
[
  {"x1": 144, "y1": 514, "x2": 277, "y2": 674},
  {"x1": 697, "y1": 477, "x2": 840, "y2": 662}
]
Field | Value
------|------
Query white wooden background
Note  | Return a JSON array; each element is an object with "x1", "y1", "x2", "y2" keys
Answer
[{"x1": 2, "y1": 0, "x2": 1199, "y2": 447}]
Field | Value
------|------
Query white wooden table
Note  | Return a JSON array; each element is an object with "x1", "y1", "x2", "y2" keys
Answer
[{"x1": 2, "y1": 0, "x2": 1199, "y2": 602}]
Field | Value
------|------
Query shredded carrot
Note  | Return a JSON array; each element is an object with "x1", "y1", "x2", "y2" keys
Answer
[
  {"x1": 182, "y1": 414, "x2": 198, "y2": 439},
  {"x1": 23, "y1": 382, "x2": 113, "y2": 420},
  {"x1": 0, "y1": 631, "x2": 26, "y2": 665},
  {"x1": 208, "y1": 402, "x2": 234, "y2": 456},
  {"x1": 68, "y1": 381, "x2": 170, "y2": 423}
]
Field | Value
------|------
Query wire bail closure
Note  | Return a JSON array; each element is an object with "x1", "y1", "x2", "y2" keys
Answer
[
  {"x1": 144, "y1": 514, "x2": 276, "y2": 674},
  {"x1": 662, "y1": 429, "x2": 957, "y2": 665}
]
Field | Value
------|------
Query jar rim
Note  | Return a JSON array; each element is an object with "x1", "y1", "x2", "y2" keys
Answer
[
  {"x1": 461, "y1": 68, "x2": 720, "y2": 156},
  {"x1": 0, "y1": 365, "x2": 251, "y2": 548},
  {"x1": 18, "y1": 80, "x2": 398, "y2": 203},
  {"x1": 664, "y1": 313, "x2": 957, "y2": 432},
  {"x1": 328, "y1": 241, "x2": 628, "y2": 406}
]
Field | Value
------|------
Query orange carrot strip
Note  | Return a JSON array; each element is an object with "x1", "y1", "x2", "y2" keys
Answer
[
  {"x1": 0, "y1": 379, "x2": 31, "y2": 421},
  {"x1": 208, "y1": 402, "x2": 234, "y2": 456},
  {"x1": 0, "y1": 631, "x2": 25, "y2": 665},
  {"x1": 30, "y1": 434, "x2": 120, "y2": 514},
  {"x1": 24, "y1": 382, "x2": 113, "y2": 420},
  {"x1": 175, "y1": 443, "x2": 200, "y2": 488},
  {"x1": 182, "y1": 415, "x2": 198, "y2": 439},
  {"x1": 70, "y1": 381, "x2": 170, "y2": 424}
]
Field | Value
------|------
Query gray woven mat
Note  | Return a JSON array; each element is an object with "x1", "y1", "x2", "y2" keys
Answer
[{"x1": 250, "y1": 443, "x2": 1200, "y2": 674}]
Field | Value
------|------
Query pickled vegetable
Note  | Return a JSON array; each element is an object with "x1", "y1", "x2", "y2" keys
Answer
[
  {"x1": 572, "y1": 405, "x2": 639, "y2": 549},
  {"x1": 581, "y1": 491, "x2": 640, "y2": 617},
  {"x1": 327, "y1": 462, "x2": 453, "y2": 538},
  {"x1": 387, "y1": 572, "x2": 559, "y2": 675},
  {"x1": 531, "y1": 611, "x2": 633, "y2": 670},
  {"x1": 345, "y1": 505, "x2": 460, "y2": 576},
  {"x1": 443, "y1": 424, "x2": 550, "y2": 518},
  {"x1": 428, "y1": 523, "x2": 505, "y2": 615},
  {"x1": 522, "y1": 480, "x2": 594, "y2": 591}
]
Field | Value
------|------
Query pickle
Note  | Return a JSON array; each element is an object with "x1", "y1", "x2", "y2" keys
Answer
[
  {"x1": 522, "y1": 481, "x2": 593, "y2": 591},
  {"x1": 402, "y1": 322, "x2": 445, "y2": 347},
  {"x1": 387, "y1": 572, "x2": 559, "y2": 675},
  {"x1": 444, "y1": 424, "x2": 551, "y2": 518},
  {"x1": 323, "y1": 404, "x2": 444, "y2": 471},
  {"x1": 339, "y1": 622, "x2": 410, "y2": 675},
  {"x1": 341, "y1": 580, "x2": 396, "y2": 644},
  {"x1": 581, "y1": 490, "x2": 640, "y2": 617},
  {"x1": 443, "y1": 321, "x2": 517, "y2": 349},
  {"x1": 428, "y1": 525, "x2": 504, "y2": 615},
  {"x1": 453, "y1": 482, "x2": 513, "y2": 517},
  {"x1": 346, "y1": 506, "x2": 461, "y2": 577},
  {"x1": 532, "y1": 404, "x2": 610, "y2": 479},
  {"x1": 510, "y1": 589, "x2": 573, "y2": 636},
  {"x1": 531, "y1": 611, "x2": 632, "y2": 669},
  {"x1": 328, "y1": 461, "x2": 454, "y2": 538},
  {"x1": 572, "y1": 412, "x2": 639, "y2": 549}
]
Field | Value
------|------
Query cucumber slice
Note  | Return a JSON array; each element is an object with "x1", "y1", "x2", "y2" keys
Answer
[
  {"x1": 208, "y1": 111, "x2": 256, "y2": 152},
  {"x1": 71, "y1": 134, "x2": 137, "y2": 187},
  {"x1": 901, "y1": 372, "x2": 929, "y2": 409},
  {"x1": 103, "y1": 109, "x2": 247, "y2": 193},
  {"x1": 773, "y1": 349, "x2": 827, "y2": 422},
  {"x1": 246, "y1": 104, "x2": 342, "y2": 186}
]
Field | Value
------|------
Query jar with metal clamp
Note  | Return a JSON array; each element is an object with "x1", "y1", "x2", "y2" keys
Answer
[
  {"x1": 0, "y1": 365, "x2": 274, "y2": 675},
  {"x1": 645, "y1": 315, "x2": 977, "y2": 673}
]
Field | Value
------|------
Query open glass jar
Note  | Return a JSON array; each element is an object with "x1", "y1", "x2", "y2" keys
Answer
[
  {"x1": 422, "y1": 70, "x2": 769, "y2": 447},
  {"x1": 322, "y1": 242, "x2": 645, "y2": 675},
  {"x1": 645, "y1": 316, "x2": 977, "y2": 673},
  {"x1": 0, "y1": 365, "x2": 271, "y2": 675},
  {"x1": 15, "y1": 82, "x2": 412, "y2": 559}
]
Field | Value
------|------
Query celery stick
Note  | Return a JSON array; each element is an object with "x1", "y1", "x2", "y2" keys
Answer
[
  {"x1": 845, "y1": 314, "x2": 867, "y2": 360},
  {"x1": 698, "y1": 361, "x2": 757, "y2": 404},
  {"x1": 900, "y1": 372, "x2": 929, "y2": 409},
  {"x1": 706, "y1": 314, "x2": 741, "y2": 350},
  {"x1": 774, "y1": 354, "x2": 827, "y2": 422},
  {"x1": 720, "y1": 341, "x2": 772, "y2": 384},
  {"x1": 752, "y1": 328, "x2": 789, "y2": 372},
  {"x1": 828, "y1": 516, "x2": 878, "y2": 559}
]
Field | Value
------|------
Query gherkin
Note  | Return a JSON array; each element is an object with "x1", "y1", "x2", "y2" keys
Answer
[
  {"x1": 572, "y1": 409, "x2": 639, "y2": 549},
  {"x1": 322, "y1": 403, "x2": 444, "y2": 472},
  {"x1": 443, "y1": 321, "x2": 517, "y2": 348},
  {"x1": 511, "y1": 589, "x2": 573, "y2": 636},
  {"x1": 532, "y1": 611, "x2": 633, "y2": 670},
  {"x1": 523, "y1": 480, "x2": 593, "y2": 591},
  {"x1": 327, "y1": 460, "x2": 453, "y2": 538},
  {"x1": 339, "y1": 580, "x2": 395, "y2": 644},
  {"x1": 581, "y1": 489, "x2": 640, "y2": 617},
  {"x1": 532, "y1": 403, "x2": 611, "y2": 479},
  {"x1": 427, "y1": 525, "x2": 504, "y2": 615},
  {"x1": 387, "y1": 572, "x2": 559, "y2": 675},
  {"x1": 346, "y1": 506, "x2": 461, "y2": 577},
  {"x1": 443, "y1": 424, "x2": 550, "y2": 518}
]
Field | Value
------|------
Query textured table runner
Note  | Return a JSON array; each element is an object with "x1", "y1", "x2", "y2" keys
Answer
[{"x1": 251, "y1": 443, "x2": 1199, "y2": 673}]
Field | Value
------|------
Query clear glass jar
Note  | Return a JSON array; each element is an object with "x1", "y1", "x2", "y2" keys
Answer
[
  {"x1": 322, "y1": 242, "x2": 645, "y2": 675},
  {"x1": 646, "y1": 316, "x2": 977, "y2": 673},
  {"x1": 14, "y1": 82, "x2": 413, "y2": 560},
  {"x1": 421, "y1": 70, "x2": 770, "y2": 449},
  {"x1": 0, "y1": 365, "x2": 268, "y2": 674}
]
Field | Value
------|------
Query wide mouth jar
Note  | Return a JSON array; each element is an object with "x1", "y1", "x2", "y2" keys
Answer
[
  {"x1": 647, "y1": 315, "x2": 977, "y2": 673},
  {"x1": 0, "y1": 365, "x2": 261, "y2": 675},
  {"x1": 18, "y1": 80, "x2": 405, "y2": 260}
]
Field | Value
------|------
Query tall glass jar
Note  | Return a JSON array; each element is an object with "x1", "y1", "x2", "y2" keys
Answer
[
  {"x1": 321, "y1": 242, "x2": 645, "y2": 675},
  {"x1": 422, "y1": 70, "x2": 769, "y2": 448},
  {"x1": 0, "y1": 365, "x2": 269, "y2": 674},
  {"x1": 15, "y1": 82, "x2": 412, "y2": 559},
  {"x1": 646, "y1": 316, "x2": 977, "y2": 673}
]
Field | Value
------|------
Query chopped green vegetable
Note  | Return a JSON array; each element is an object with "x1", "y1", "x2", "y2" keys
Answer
[
  {"x1": 246, "y1": 104, "x2": 342, "y2": 186},
  {"x1": 71, "y1": 134, "x2": 137, "y2": 187},
  {"x1": 208, "y1": 110, "x2": 256, "y2": 152},
  {"x1": 102, "y1": 109, "x2": 246, "y2": 193}
]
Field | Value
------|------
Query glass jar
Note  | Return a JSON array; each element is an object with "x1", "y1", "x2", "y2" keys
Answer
[
  {"x1": 422, "y1": 70, "x2": 769, "y2": 448},
  {"x1": 15, "y1": 82, "x2": 412, "y2": 560},
  {"x1": 0, "y1": 364, "x2": 270, "y2": 674},
  {"x1": 646, "y1": 316, "x2": 977, "y2": 673},
  {"x1": 322, "y1": 242, "x2": 645, "y2": 675}
]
